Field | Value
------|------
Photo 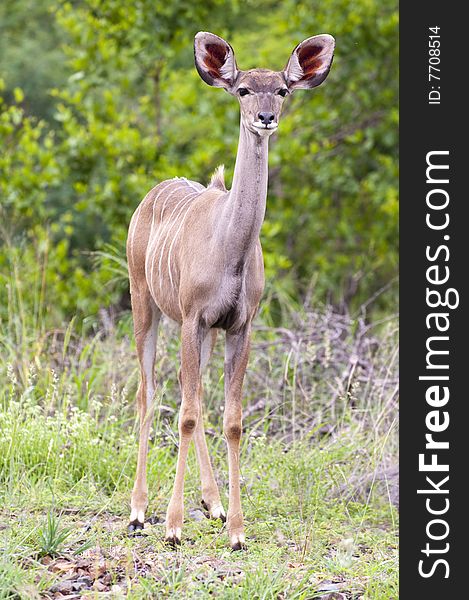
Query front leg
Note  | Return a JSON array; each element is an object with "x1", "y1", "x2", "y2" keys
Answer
[
  {"x1": 224, "y1": 323, "x2": 251, "y2": 550},
  {"x1": 165, "y1": 318, "x2": 205, "y2": 545}
]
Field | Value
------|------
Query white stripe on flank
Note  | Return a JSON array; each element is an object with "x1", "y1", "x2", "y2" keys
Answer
[
  {"x1": 130, "y1": 180, "x2": 176, "y2": 273},
  {"x1": 129, "y1": 183, "x2": 167, "y2": 270},
  {"x1": 156, "y1": 191, "x2": 197, "y2": 292},
  {"x1": 166, "y1": 199, "x2": 195, "y2": 290},
  {"x1": 160, "y1": 181, "x2": 185, "y2": 221},
  {"x1": 159, "y1": 179, "x2": 203, "y2": 218},
  {"x1": 145, "y1": 182, "x2": 184, "y2": 286},
  {"x1": 147, "y1": 188, "x2": 196, "y2": 298},
  {"x1": 148, "y1": 182, "x2": 181, "y2": 253},
  {"x1": 144, "y1": 179, "x2": 204, "y2": 298},
  {"x1": 153, "y1": 180, "x2": 182, "y2": 227},
  {"x1": 182, "y1": 177, "x2": 204, "y2": 192}
]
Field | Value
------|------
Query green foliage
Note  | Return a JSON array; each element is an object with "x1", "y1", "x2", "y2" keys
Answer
[
  {"x1": 37, "y1": 512, "x2": 74, "y2": 558},
  {"x1": 0, "y1": 0, "x2": 68, "y2": 123},
  {"x1": 0, "y1": 83, "x2": 60, "y2": 224},
  {"x1": 0, "y1": 85, "x2": 120, "y2": 320},
  {"x1": 0, "y1": 0, "x2": 398, "y2": 319}
]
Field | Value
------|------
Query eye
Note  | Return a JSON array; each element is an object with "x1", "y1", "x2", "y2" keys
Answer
[
  {"x1": 278, "y1": 88, "x2": 289, "y2": 97},
  {"x1": 238, "y1": 88, "x2": 250, "y2": 96}
]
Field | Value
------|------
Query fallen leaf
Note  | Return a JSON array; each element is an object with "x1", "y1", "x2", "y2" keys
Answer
[{"x1": 50, "y1": 559, "x2": 74, "y2": 573}]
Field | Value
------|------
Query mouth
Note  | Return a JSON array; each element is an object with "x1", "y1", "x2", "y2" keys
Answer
[{"x1": 252, "y1": 121, "x2": 278, "y2": 132}]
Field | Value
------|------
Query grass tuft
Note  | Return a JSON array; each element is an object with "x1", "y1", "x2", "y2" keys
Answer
[{"x1": 37, "y1": 512, "x2": 73, "y2": 558}]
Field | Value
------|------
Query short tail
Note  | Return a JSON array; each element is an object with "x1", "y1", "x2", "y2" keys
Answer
[{"x1": 208, "y1": 165, "x2": 226, "y2": 191}]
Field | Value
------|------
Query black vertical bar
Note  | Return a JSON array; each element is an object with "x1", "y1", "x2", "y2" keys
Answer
[{"x1": 400, "y1": 3, "x2": 466, "y2": 597}]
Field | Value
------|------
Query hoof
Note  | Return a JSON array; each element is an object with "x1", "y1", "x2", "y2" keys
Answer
[
  {"x1": 230, "y1": 533, "x2": 247, "y2": 551},
  {"x1": 127, "y1": 519, "x2": 145, "y2": 535},
  {"x1": 201, "y1": 499, "x2": 226, "y2": 522},
  {"x1": 164, "y1": 527, "x2": 182, "y2": 547}
]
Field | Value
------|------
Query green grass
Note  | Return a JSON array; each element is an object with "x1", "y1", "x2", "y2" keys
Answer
[
  {"x1": 0, "y1": 330, "x2": 398, "y2": 598},
  {"x1": 0, "y1": 403, "x2": 398, "y2": 598},
  {"x1": 0, "y1": 253, "x2": 398, "y2": 598}
]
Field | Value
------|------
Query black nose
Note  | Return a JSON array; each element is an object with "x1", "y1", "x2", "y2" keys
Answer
[{"x1": 258, "y1": 112, "x2": 275, "y2": 125}]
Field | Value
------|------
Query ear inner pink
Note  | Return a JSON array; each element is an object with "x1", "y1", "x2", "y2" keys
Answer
[
  {"x1": 204, "y1": 43, "x2": 228, "y2": 77},
  {"x1": 298, "y1": 45, "x2": 325, "y2": 78}
]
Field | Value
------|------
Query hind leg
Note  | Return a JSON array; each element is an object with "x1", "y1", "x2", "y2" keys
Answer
[
  {"x1": 194, "y1": 330, "x2": 225, "y2": 520},
  {"x1": 224, "y1": 323, "x2": 252, "y2": 550},
  {"x1": 128, "y1": 281, "x2": 161, "y2": 532}
]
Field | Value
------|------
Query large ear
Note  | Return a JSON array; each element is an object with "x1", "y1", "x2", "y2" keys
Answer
[
  {"x1": 194, "y1": 32, "x2": 238, "y2": 90},
  {"x1": 284, "y1": 34, "x2": 335, "y2": 90}
]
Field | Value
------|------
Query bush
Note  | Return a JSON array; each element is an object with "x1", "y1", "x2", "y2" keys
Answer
[{"x1": 0, "y1": 0, "x2": 398, "y2": 319}]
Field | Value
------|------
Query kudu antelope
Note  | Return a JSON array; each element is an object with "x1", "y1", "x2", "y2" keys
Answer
[{"x1": 126, "y1": 31, "x2": 335, "y2": 549}]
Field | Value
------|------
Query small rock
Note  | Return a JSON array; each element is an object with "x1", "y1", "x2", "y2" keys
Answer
[
  {"x1": 72, "y1": 575, "x2": 93, "y2": 591},
  {"x1": 50, "y1": 579, "x2": 74, "y2": 593}
]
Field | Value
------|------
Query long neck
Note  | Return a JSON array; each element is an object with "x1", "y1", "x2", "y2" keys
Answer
[{"x1": 221, "y1": 121, "x2": 269, "y2": 264}]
